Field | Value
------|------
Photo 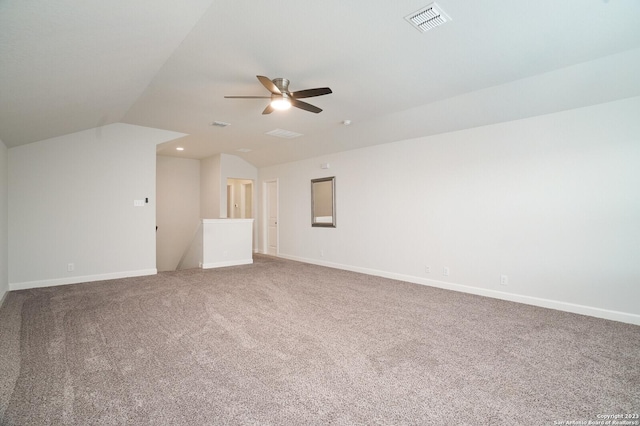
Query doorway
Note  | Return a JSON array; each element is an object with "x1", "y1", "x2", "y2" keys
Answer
[{"x1": 226, "y1": 178, "x2": 253, "y2": 219}]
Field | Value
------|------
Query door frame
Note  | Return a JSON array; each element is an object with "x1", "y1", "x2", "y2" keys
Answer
[{"x1": 263, "y1": 179, "x2": 279, "y2": 255}]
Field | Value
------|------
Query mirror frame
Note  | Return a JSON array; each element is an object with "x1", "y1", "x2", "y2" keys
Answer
[{"x1": 311, "y1": 176, "x2": 336, "y2": 228}]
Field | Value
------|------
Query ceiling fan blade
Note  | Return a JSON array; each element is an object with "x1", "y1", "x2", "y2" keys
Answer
[
  {"x1": 257, "y1": 75, "x2": 281, "y2": 94},
  {"x1": 291, "y1": 87, "x2": 332, "y2": 99},
  {"x1": 291, "y1": 98, "x2": 322, "y2": 113},
  {"x1": 262, "y1": 104, "x2": 274, "y2": 115},
  {"x1": 224, "y1": 96, "x2": 271, "y2": 99}
]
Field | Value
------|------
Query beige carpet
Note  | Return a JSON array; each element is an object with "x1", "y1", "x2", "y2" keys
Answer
[{"x1": 1, "y1": 255, "x2": 638, "y2": 425}]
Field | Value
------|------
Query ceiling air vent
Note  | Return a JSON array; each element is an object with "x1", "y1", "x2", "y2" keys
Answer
[
  {"x1": 266, "y1": 128, "x2": 303, "y2": 139},
  {"x1": 405, "y1": 2, "x2": 451, "y2": 33},
  {"x1": 211, "y1": 120, "x2": 231, "y2": 127}
]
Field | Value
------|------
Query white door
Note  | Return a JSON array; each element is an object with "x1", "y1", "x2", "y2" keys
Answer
[{"x1": 266, "y1": 180, "x2": 278, "y2": 256}]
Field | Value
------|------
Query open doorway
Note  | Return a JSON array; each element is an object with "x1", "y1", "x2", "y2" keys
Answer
[{"x1": 226, "y1": 178, "x2": 253, "y2": 219}]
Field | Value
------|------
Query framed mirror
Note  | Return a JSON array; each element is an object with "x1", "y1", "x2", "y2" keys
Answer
[{"x1": 311, "y1": 176, "x2": 336, "y2": 227}]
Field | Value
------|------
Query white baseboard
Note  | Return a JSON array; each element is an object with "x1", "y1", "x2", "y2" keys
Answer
[
  {"x1": 202, "y1": 259, "x2": 253, "y2": 269},
  {"x1": 277, "y1": 253, "x2": 640, "y2": 326},
  {"x1": 9, "y1": 269, "x2": 158, "y2": 291}
]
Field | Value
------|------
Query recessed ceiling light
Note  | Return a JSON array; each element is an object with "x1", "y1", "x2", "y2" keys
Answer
[
  {"x1": 236, "y1": 148, "x2": 252, "y2": 153},
  {"x1": 176, "y1": 147, "x2": 184, "y2": 151}
]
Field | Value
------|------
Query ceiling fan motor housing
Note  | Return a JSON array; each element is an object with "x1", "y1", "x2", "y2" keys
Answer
[
  {"x1": 271, "y1": 92, "x2": 291, "y2": 102},
  {"x1": 272, "y1": 78, "x2": 290, "y2": 93}
]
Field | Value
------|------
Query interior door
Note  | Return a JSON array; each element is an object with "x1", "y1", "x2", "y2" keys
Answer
[{"x1": 266, "y1": 180, "x2": 278, "y2": 256}]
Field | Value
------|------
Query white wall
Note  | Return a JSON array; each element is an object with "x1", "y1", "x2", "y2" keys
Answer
[
  {"x1": 259, "y1": 97, "x2": 640, "y2": 324},
  {"x1": 0, "y1": 139, "x2": 8, "y2": 305},
  {"x1": 156, "y1": 156, "x2": 201, "y2": 271},
  {"x1": 200, "y1": 154, "x2": 221, "y2": 218},
  {"x1": 8, "y1": 123, "x2": 185, "y2": 289}
]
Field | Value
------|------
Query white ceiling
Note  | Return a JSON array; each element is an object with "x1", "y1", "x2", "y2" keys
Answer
[{"x1": 2, "y1": 0, "x2": 640, "y2": 168}]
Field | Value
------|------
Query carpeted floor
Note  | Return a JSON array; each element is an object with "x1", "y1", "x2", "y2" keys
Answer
[{"x1": 0, "y1": 254, "x2": 638, "y2": 425}]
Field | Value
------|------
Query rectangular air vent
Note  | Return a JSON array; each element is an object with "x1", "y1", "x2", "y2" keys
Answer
[
  {"x1": 265, "y1": 128, "x2": 303, "y2": 139},
  {"x1": 211, "y1": 121, "x2": 231, "y2": 127},
  {"x1": 406, "y1": 2, "x2": 451, "y2": 33}
]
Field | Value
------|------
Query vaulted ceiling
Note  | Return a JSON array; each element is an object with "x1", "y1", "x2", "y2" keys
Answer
[{"x1": 2, "y1": 0, "x2": 640, "y2": 167}]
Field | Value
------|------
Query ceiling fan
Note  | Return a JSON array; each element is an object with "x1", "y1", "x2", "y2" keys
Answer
[{"x1": 225, "y1": 75, "x2": 332, "y2": 114}]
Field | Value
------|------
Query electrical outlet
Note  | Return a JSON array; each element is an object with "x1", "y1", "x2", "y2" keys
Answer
[
  {"x1": 443, "y1": 267, "x2": 450, "y2": 276},
  {"x1": 67, "y1": 263, "x2": 74, "y2": 272},
  {"x1": 500, "y1": 275, "x2": 508, "y2": 286},
  {"x1": 320, "y1": 249, "x2": 324, "y2": 257},
  {"x1": 425, "y1": 265, "x2": 431, "y2": 273}
]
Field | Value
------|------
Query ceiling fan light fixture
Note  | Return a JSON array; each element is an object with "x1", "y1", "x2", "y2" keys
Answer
[
  {"x1": 270, "y1": 97, "x2": 292, "y2": 110},
  {"x1": 225, "y1": 75, "x2": 331, "y2": 114}
]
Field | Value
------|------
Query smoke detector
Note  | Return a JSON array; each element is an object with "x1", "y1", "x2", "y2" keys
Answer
[{"x1": 405, "y1": 2, "x2": 451, "y2": 33}]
